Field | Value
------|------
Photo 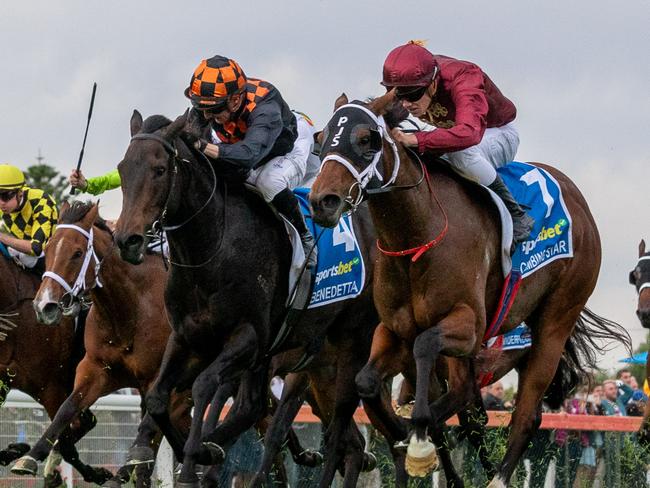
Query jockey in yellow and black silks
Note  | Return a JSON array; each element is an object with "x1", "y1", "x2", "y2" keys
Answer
[{"x1": 0, "y1": 164, "x2": 58, "y2": 273}]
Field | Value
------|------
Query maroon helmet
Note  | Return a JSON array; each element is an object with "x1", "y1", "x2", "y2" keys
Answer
[{"x1": 381, "y1": 41, "x2": 438, "y2": 88}]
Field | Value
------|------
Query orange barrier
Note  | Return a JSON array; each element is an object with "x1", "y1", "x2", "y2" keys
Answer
[{"x1": 235, "y1": 405, "x2": 643, "y2": 433}]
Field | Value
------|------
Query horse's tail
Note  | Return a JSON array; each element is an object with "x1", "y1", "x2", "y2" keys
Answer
[{"x1": 544, "y1": 307, "x2": 633, "y2": 410}]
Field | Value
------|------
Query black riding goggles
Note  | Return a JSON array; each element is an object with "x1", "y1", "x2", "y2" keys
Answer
[
  {"x1": 192, "y1": 98, "x2": 229, "y2": 115},
  {"x1": 0, "y1": 190, "x2": 18, "y2": 202},
  {"x1": 394, "y1": 85, "x2": 428, "y2": 103}
]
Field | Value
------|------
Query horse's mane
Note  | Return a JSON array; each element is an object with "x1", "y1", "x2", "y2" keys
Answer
[
  {"x1": 60, "y1": 201, "x2": 112, "y2": 234},
  {"x1": 141, "y1": 115, "x2": 172, "y2": 133}
]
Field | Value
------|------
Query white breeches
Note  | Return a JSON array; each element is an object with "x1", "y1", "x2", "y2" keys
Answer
[{"x1": 443, "y1": 122, "x2": 520, "y2": 185}]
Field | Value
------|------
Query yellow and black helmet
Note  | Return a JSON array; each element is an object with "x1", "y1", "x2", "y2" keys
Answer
[
  {"x1": 184, "y1": 55, "x2": 247, "y2": 106},
  {"x1": 0, "y1": 164, "x2": 25, "y2": 190}
]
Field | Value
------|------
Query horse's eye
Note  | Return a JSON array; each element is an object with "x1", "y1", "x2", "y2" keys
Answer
[
  {"x1": 72, "y1": 250, "x2": 83, "y2": 259},
  {"x1": 358, "y1": 136, "x2": 370, "y2": 145},
  {"x1": 154, "y1": 166, "x2": 166, "y2": 177}
]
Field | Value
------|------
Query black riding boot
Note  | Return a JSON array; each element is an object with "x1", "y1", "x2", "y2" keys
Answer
[
  {"x1": 271, "y1": 188, "x2": 318, "y2": 270},
  {"x1": 488, "y1": 175, "x2": 535, "y2": 247}
]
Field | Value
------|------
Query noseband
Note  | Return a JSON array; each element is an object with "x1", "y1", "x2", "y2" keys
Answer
[{"x1": 42, "y1": 224, "x2": 103, "y2": 313}]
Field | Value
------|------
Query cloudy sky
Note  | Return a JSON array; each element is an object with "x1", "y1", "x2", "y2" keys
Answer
[{"x1": 1, "y1": 1, "x2": 648, "y2": 374}]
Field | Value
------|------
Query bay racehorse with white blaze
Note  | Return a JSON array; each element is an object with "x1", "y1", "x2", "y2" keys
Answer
[
  {"x1": 12, "y1": 201, "x2": 192, "y2": 488},
  {"x1": 0, "y1": 243, "x2": 113, "y2": 486},
  {"x1": 309, "y1": 92, "x2": 631, "y2": 487}
]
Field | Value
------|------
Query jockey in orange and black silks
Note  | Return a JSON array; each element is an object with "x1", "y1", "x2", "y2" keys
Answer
[{"x1": 184, "y1": 55, "x2": 319, "y2": 270}]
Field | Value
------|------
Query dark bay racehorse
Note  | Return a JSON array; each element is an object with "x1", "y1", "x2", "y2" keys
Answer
[
  {"x1": 310, "y1": 93, "x2": 631, "y2": 487},
  {"x1": 0, "y1": 246, "x2": 112, "y2": 486},
  {"x1": 630, "y1": 239, "x2": 650, "y2": 444},
  {"x1": 113, "y1": 111, "x2": 406, "y2": 487},
  {"x1": 12, "y1": 201, "x2": 192, "y2": 487}
]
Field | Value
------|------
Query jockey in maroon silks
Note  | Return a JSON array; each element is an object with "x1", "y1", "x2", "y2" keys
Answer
[{"x1": 383, "y1": 41, "x2": 534, "y2": 246}]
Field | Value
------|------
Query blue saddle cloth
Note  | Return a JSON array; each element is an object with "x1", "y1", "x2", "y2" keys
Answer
[
  {"x1": 293, "y1": 188, "x2": 366, "y2": 308},
  {"x1": 498, "y1": 162, "x2": 573, "y2": 278}
]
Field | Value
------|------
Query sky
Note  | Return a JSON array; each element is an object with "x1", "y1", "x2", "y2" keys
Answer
[{"x1": 1, "y1": 1, "x2": 648, "y2": 376}]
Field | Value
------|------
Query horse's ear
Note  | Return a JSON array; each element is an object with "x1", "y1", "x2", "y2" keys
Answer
[
  {"x1": 369, "y1": 89, "x2": 397, "y2": 117},
  {"x1": 59, "y1": 199, "x2": 70, "y2": 215},
  {"x1": 81, "y1": 203, "x2": 100, "y2": 228},
  {"x1": 130, "y1": 110, "x2": 143, "y2": 136},
  {"x1": 640, "y1": 239, "x2": 646, "y2": 257},
  {"x1": 164, "y1": 109, "x2": 189, "y2": 141},
  {"x1": 334, "y1": 93, "x2": 348, "y2": 112}
]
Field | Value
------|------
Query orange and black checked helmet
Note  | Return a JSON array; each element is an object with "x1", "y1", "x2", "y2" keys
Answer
[{"x1": 184, "y1": 55, "x2": 247, "y2": 105}]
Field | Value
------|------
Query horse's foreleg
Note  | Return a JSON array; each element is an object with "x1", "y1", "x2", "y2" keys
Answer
[
  {"x1": 145, "y1": 331, "x2": 202, "y2": 461},
  {"x1": 201, "y1": 380, "x2": 239, "y2": 437},
  {"x1": 12, "y1": 359, "x2": 116, "y2": 480},
  {"x1": 250, "y1": 372, "x2": 310, "y2": 488},
  {"x1": 363, "y1": 381, "x2": 408, "y2": 488},
  {"x1": 178, "y1": 358, "x2": 231, "y2": 485},
  {"x1": 200, "y1": 321, "x2": 267, "y2": 459},
  {"x1": 356, "y1": 323, "x2": 405, "y2": 399},
  {"x1": 318, "y1": 333, "x2": 378, "y2": 488}
]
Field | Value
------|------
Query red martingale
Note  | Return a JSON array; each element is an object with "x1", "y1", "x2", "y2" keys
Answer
[{"x1": 376, "y1": 167, "x2": 449, "y2": 262}]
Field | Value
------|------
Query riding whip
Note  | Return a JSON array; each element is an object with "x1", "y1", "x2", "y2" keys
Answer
[{"x1": 70, "y1": 82, "x2": 97, "y2": 195}]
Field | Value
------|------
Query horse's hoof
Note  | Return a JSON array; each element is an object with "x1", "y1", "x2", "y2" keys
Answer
[
  {"x1": 200, "y1": 442, "x2": 225, "y2": 464},
  {"x1": 0, "y1": 442, "x2": 31, "y2": 466},
  {"x1": 85, "y1": 466, "x2": 115, "y2": 484},
  {"x1": 362, "y1": 452, "x2": 377, "y2": 472},
  {"x1": 102, "y1": 479, "x2": 124, "y2": 488},
  {"x1": 44, "y1": 470, "x2": 64, "y2": 488},
  {"x1": 126, "y1": 445, "x2": 155, "y2": 465},
  {"x1": 405, "y1": 434, "x2": 438, "y2": 477},
  {"x1": 11, "y1": 455, "x2": 39, "y2": 476},
  {"x1": 295, "y1": 449, "x2": 324, "y2": 467},
  {"x1": 394, "y1": 402, "x2": 414, "y2": 419}
]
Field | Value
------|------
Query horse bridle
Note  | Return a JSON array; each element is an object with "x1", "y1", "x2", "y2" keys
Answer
[
  {"x1": 130, "y1": 132, "x2": 224, "y2": 268},
  {"x1": 319, "y1": 103, "x2": 426, "y2": 213},
  {"x1": 42, "y1": 224, "x2": 103, "y2": 314},
  {"x1": 633, "y1": 255, "x2": 650, "y2": 294}
]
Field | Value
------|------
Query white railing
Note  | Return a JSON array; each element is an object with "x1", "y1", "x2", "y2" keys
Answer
[{"x1": 0, "y1": 390, "x2": 173, "y2": 487}]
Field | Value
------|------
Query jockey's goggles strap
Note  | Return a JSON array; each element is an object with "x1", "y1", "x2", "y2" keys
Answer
[
  {"x1": 42, "y1": 224, "x2": 103, "y2": 296},
  {"x1": 319, "y1": 103, "x2": 400, "y2": 190}
]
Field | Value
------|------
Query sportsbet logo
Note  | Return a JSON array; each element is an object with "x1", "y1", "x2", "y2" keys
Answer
[
  {"x1": 522, "y1": 219, "x2": 568, "y2": 254},
  {"x1": 315, "y1": 257, "x2": 360, "y2": 285}
]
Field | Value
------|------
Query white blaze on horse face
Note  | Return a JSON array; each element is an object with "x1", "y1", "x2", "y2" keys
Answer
[
  {"x1": 330, "y1": 116, "x2": 348, "y2": 147},
  {"x1": 34, "y1": 281, "x2": 57, "y2": 313}
]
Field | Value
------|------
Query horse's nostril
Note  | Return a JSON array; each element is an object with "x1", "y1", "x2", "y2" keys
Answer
[
  {"x1": 42, "y1": 302, "x2": 59, "y2": 317},
  {"x1": 321, "y1": 194, "x2": 342, "y2": 211},
  {"x1": 125, "y1": 235, "x2": 144, "y2": 248}
]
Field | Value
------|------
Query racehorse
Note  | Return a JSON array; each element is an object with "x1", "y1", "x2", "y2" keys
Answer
[
  {"x1": 630, "y1": 239, "x2": 650, "y2": 445},
  {"x1": 0, "y1": 243, "x2": 113, "y2": 486},
  {"x1": 113, "y1": 111, "x2": 409, "y2": 487},
  {"x1": 12, "y1": 201, "x2": 192, "y2": 487},
  {"x1": 309, "y1": 93, "x2": 631, "y2": 487}
]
